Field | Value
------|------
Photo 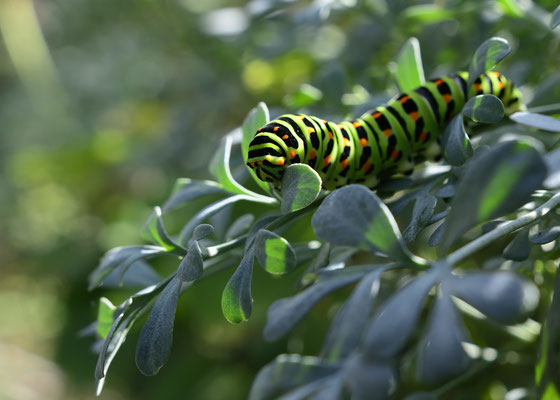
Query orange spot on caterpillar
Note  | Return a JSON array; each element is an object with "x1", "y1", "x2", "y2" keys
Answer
[
  {"x1": 410, "y1": 111, "x2": 420, "y2": 121},
  {"x1": 474, "y1": 83, "x2": 482, "y2": 91},
  {"x1": 435, "y1": 79, "x2": 444, "y2": 85},
  {"x1": 340, "y1": 159, "x2": 349, "y2": 169},
  {"x1": 442, "y1": 94, "x2": 452, "y2": 103},
  {"x1": 277, "y1": 158, "x2": 285, "y2": 166},
  {"x1": 290, "y1": 151, "x2": 296, "y2": 159},
  {"x1": 360, "y1": 138, "x2": 368, "y2": 146},
  {"x1": 373, "y1": 112, "x2": 382, "y2": 118},
  {"x1": 498, "y1": 82, "x2": 505, "y2": 89},
  {"x1": 353, "y1": 121, "x2": 361, "y2": 128},
  {"x1": 399, "y1": 95, "x2": 410, "y2": 103},
  {"x1": 307, "y1": 127, "x2": 315, "y2": 133},
  {"x1": 363, "y1": 161, "x2": 372, "y2": 172},
  {"x1": 273, "y1": 126, "x2": 279, "y2": 131},
  {"x1": 495, "y1": 72, "x2": 501, "y2": 77},
  {"x1": 383, "y1": 129, "x2": 392, "y2": 137},
  {"x1": 323, "y1": 155, "x2": 332, "y2": 167},
  {"x1": 310, "y1": 150, "x2": 316, "y2": 159},
  {"x1": 282, "y1": 134, "x2": 289, "y2": 139},
  {"x1": 321, "y1": 119, "x2": 327, "y2": 123},
  {"x1": 419, "y1": 132, "x2": 428, "y2": 142},
  {"x1": 343, "y1": 138, "x2": 351, "y2": 147},
  {"x1": 391, "y1": 149, "x2": 400, "y2": 161},
  {"x1": 257, "y1": 128, "x2": 262, "y2": 132},
  {"x1": 328, "y1": 131, "x2": 333, "y2": 139}
]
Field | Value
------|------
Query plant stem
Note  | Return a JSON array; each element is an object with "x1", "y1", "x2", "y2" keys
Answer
[{"x1": 446, "y1": 192, "x2": 560, "y2": 265}]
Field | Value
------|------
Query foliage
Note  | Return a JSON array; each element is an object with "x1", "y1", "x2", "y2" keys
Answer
[{"x1": 86, "y1": 21, "x2": 560, "y2": 398}]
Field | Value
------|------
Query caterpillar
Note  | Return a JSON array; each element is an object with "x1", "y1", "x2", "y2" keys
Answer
[{"x1": 246, "y1": 71, "x2": 524, "y2": 190}]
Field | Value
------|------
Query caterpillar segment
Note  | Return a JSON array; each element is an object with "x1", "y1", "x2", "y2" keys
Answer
[{"x1": 246, "y1": 71, "x2": 524, "y2": 190}]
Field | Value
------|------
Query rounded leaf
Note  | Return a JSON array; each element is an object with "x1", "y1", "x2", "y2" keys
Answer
[
  {"x1": 344, "y1": 354, "x2": 396, "y2": 400},
  {"x1": 221, "y1": 249, "x2": 254, "y2": 323},
  {"x1": 440, "y1": 140, "x2": 547, "y2": 253},
  {"x1": 254, "y1": 229, "x2": 297, "y2": 275},
  {"x1": 193, "y1": 224, "x2": 215, "y2": 240},
  {"x1": 468, "y1": 37, "x2": 511, "y2": 88},
  {"x1": 502, "y1": 227, "x2": 531, "y2": 261},
  {"x1": 281, "y1": 164, "x2": 322, "y2": 214},
  {"x1": 463, "y1": 94, "x2": 504, "y2": 123},
  {"x1": 312, "y1": 185, "x2": 417, "y2": 264},
  {"x1": 530, "y1": 226, "x2": 560, "y2": 244},
  {"x1": 417, "y1": 293, "x2": 470, "y2": 384},
  {"x1": 364, "y1": 271, "x2": 438, "y2": 359},
  {"x1": 447, "y1": 271, "x2": 539, "y2": 324}
]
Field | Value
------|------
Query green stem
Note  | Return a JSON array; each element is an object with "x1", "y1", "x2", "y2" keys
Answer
[{"x1": 446, "y1": 192, "x2": 560, "y2": 265}]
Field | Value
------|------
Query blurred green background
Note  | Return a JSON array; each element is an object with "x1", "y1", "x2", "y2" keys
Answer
[{"x1": 1, "y1": 0, "x2": 559, "y2": 399}]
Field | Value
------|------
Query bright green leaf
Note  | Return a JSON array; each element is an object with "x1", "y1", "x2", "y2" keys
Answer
[
  {"x1": 221, "y1": 249, "x2": 254, "y2": 323},
  {"x1": 210, "y1": 133, "x2": 275, "y2": 201},
  {"x1": 142, "y1": 206, "x2": 182, "y2": 251},
  {"x1": 280, "y1": 163, "x2": 322, "y2": 214},
  {"x1": 394, "y1": 37, "x2": 425, "y2": 92},
  {"x1": 401, "y1": 5, "x2": 455, "y2": 24},
  {"x1": 96, "y1": 297, "x2": 116, "y2": 339},
  {"x1": 284, "y1": 83, "x2": 323, "y2": 109},
  {"x1": 254, "y1": 229, "x2": 297, "y2": 275},
  {"x1": 463, "y1": 94, "x2": 505, "y2": 123},
  {"x1": 242, "y1": 103, "x2": 272, "y2": 193}
]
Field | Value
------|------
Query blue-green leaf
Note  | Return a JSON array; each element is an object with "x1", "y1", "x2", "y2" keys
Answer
[
  {"x1": 530, "y1": 226, "x2": 560, "y2": 244},
  {"x1": 88, "y1": 245, "x2": 165, "y2": 290},
  {"x1": 281, "y1": 164, "x2": 322, "y2": 214},
  {"x1": 463, "y1": 94, "x2": 505, "y2": 123},
  {"x1": 510, "y1": 112, "x2": 560, "y2": 133},
  {"x1": 442, "y1": 115, "x2": 473, "y2": 166},
  {"x1": 177, "y1": 241, "x2": 203, "y2": 281},
  {"x1": 312, "y1": 185, "x2": 422, "y2": 265},
  {"x1": 193, "y1": 224, "x2": 214, "y2": 240},
  {"x1": 221, "y1": 249, "x2": 254, "y2": 323},
  {"x1": 502, "y1": 227, "x2": 531, "y2": 261},
  {"x1": 440, "y1": 140, "x2": 547, "y2": 254},
  {"x1": 249, "y1": 354, "x2": 338, "y2": 400},
  {"x1": 135, "y1": 277, "x2": 182, "y2": 376},
  {"x1": 394, "y1": 37, "x2": 425, "y2": 92},
  {"x1": 417, "y1": 292, "x2": 469, "y2": 384},
  {"x1": 162, "y1": 178, "x2": 225, "y2": 212},
  {"x1": 551, "y1": 5, "x2": 560, "y2": 29},
  {"x1": 254, "y1": 229, "x2": 297, "y2": 275},
  {"x1": 468, "y1": 37, "x2": 511, "y2": 88},
  {"x1": 364, "y1": 271, "x2": 438, "y2": 359},
  {"x1": 446, "y1": 271, "x2": 538, "y2": 324},
  {"x1": 264, "y1": 266, "x2": 378, "y2": 342},
  {"x1": 322, "y1": 270, "x2": 383, "y2": 360},
  {"x1": 142, "y1": 206, "x2": 183, "y2": 251}
]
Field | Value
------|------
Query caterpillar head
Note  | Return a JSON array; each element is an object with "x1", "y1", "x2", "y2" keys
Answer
[{"x1": 246, "y1": 134, "x2": 287, "y2": 186}]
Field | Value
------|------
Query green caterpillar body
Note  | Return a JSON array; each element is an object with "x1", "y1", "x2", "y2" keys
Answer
[{"x1": 247, "y1": 71, "x2": 524, "y2": 190}]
